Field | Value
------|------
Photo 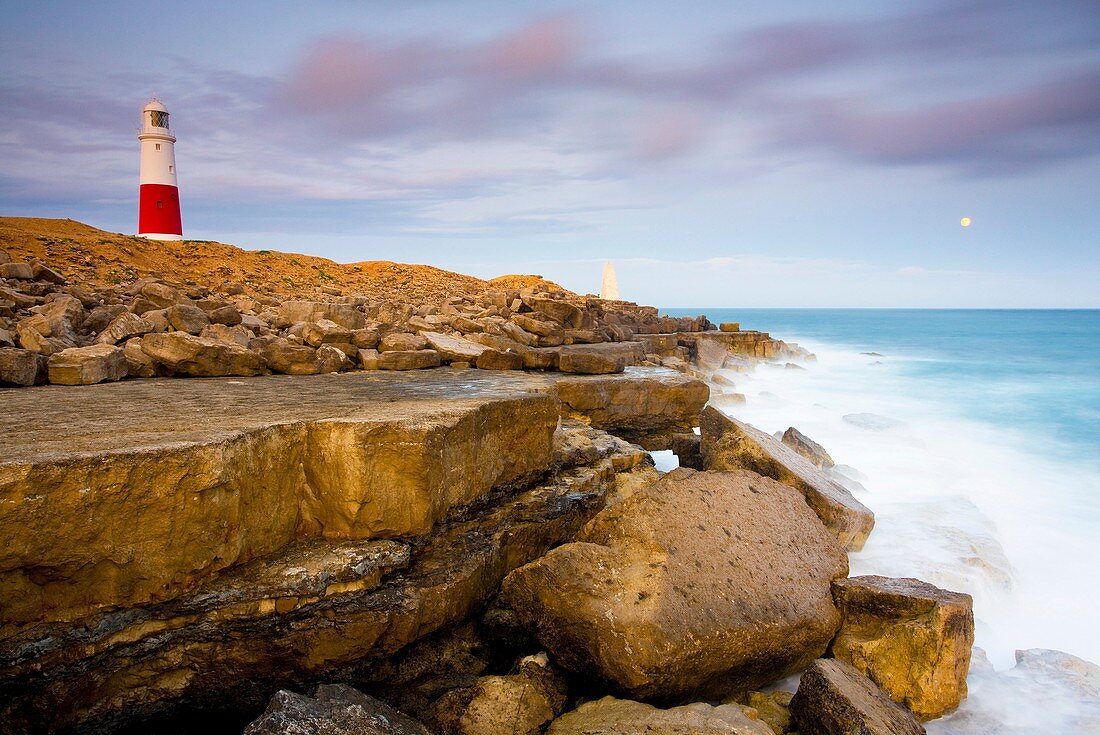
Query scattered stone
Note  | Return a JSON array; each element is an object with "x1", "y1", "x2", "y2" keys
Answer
[
  {"x1": 781, "y1": 426, "x2": 835, "y2": 468},
  {"x1": 261, "y1": 338, "x2": 320, "y2": 375},
  {"x1": 83, "y1": 304, "x2": 129, "y2": 334},
  {"x1": 141, "y1": 332, "x2": 266, "y2": 377},
  {"x1": 278, "y1": 300, "x2": 365, "y2": 330},
  {"x1": 699, "y1": 406, "x2": 874, "y2": 551},
  {"x1": 558, "y1": 350, "x2": 623, "y2": 375},
  {"x1": 0, "y1": 347, "x2": 46, "y2": 386},
  {"x1": 502, "y1": 468, "x2": 848, "y2": 701},
  {"x1": 358, "y1": 348, "x2": 380, "y2": 370},
  {"x1": 245, "y1": 684, "x2": 432, "y2": 735},
  {"x1": 789, "y1": 659, "x2": 925, "y2": 735},
  {"x1": 476, "y1": 348, "x2": 523, "y2": 370},
  {"x1": 830, "y1": 575, "x2": 974, "y2": 720},
  {"x1": 434, "y1": 653, "x2": 569, "y2": 735},
  {"x1": 140, "y1": 282, "x2": 184, "y2": 308},
  {"x1": 351, "y1": 327, "x2": 380, "y2": 349},
  {"x1": 30, "y1": 262, "x2": 67, "y2": 284},
  {"x1": 304, "y1": 319, "x2": 353, "y2": 346},
  {"x1": 316, "y1": 344, "x2": 348, "y2": 374},
  {"x1": 719, "y1": 322, "x2": 740, "y2": 332},
  {"x1": 0, "y1": 328, "x2": 14, "y2": 348},
  {"x1": 95, "y1": 312, "x2": 154, "y2": 345},
  {"x1": 200, "y1": 323, "x2": 252, "y2": 348},
  {"x1": 547, "y1": 697, "x2": 772, "y2": 735},
  {"x1": 166, "y1": 303, "x2": 210, "y2": 335},
  {"x1": 122, "y1": 338, "x2": 157, "y2": 378},
  {"x1": 378, "y1": 349, "x2": 441, "y2": 370},
  {"x1": 47, "y1": 344, "x2": 127, "y2": 385},
  {"x1": 380, "y1": 332, "x2": 430, "y2": 352}
]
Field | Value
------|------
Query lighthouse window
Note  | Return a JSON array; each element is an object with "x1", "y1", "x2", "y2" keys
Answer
[
  {"x1": 169, "y1": 165, "x2": 173, "y2": 172},
  {"x1": 150, "y1": 111, "x2": 169, "y2": 128},
  {"x1": 155, "y1": 143, "x2": 161, "y2": 151},
  {"x1": 156, "y1": 201, "x2": 164, "y2": 209}
]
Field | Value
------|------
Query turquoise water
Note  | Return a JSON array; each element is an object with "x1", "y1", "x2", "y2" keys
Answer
[{"x1": 667, "y1": 308, "x2": 1100, "y2": 469}]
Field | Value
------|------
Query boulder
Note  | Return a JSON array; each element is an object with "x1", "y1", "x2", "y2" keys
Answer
[
  {"x1": 434, "y1": 653, "x2": 568, "y2": 735},
  {"x1": 206, "y1": 305, "x2": 243, "y2": 326},
  {"x1": 358, "y1": 348, "x2": 380, "y2": 370},
  {"x1": 83, "y1": 304, "x2": 129, "y2": 334},
  {"x1": 781, "y1": 426, "x2": 835, "y2": 468},
  {"x1": 95, "y1": 312, "x2": 154, "y2": 345},
  {"x1": 47, "y1": 344, "x2": 127, "y2": 385},
  {"x1": 738, "y1": 692, "x2": 792, "y2": 735},
  {"x1": 476, "y1": 348, "x2": 523, "y2": 370},
  {"x1": 554, "y1": 372, "x2": 708, "y2": 449},
  {"x1": 15, "y1": 295, "x2": 84, "y2": 354},
  {"x1": 166, "y1": 303, "x2": 210, "y2": 335},
  {"x1": 351, "y1": 327, "x2": 380, "y2": 349},
  {"x1": 200, "y1": 323, "x2": 253, "y2": 348},
  {"x1": 277, "y1": 300, "x2": 365, "y2": 330},
  {"x1": 422, "y1": 331, "x2": 488, "y2": 364},
  {"x1": 122, "y1": 337, "x2": 158, "y2": 378},
  {"x1": 0, "y1": 262, "x2": 34, "y2": 280},
  {"x1": 141, "y1": 332, "x2": 266, "y2": 377},
  {"x1": 380, "y1": 332, "x2": 429, "y2": 353},
  {"x1": 245, "y1": 684, "x2": 432, "y2": 735},
  {"x1": 0, "y1": 347, "x2": 46, "y2": 386},
  {"x1": 719, "y1": 322, "x2": 740, "y2": 332},
  {"x1": 379, "y1": 349, "x2": 441, "y2": 370},
  {"x1": 316, "y1": 344, "x2": 349, "y2": 374},
  {"x1": 699, "y1": 406, "x2": 874, "y2": 551},
  {"x1": 261, "y1": 337, "x2": 320, "y2": 375},
  {"x1": 830, "y1": 576, "x2": 974, "y2": 720},
  {"x1": 512, "y1": 314, "x2": 562, "y2": 339},
  {"x1": 304, "y1": 318, "x2": 353, "y2": 346},
  {"x1": 502, "y1": 468, "x2": 848, "y2": 701},
  {"x1": 547, "y1": 697, "x2": 771, "y2": 735},
  {"x1": 789, "y1": 659, "x2": 925, "y2": 735},
  {"x1": 527, "y1": 296, "x2": 584, "y2": 328},
  {"x1": 140, "y1": 282, "x2": 184, "y2": 308}
]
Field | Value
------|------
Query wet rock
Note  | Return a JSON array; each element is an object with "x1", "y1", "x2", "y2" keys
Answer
[
  {"x1": 434, "y1": 653, "x2": 569, "y2": 735},
  {"x1": 477, "y1": 348, "x2": 523, "y2": 370},
  {"x1": 95, "y1": 312, "x2": 154, "y2": 345},
  {"x1": 166, "y1": 303, "x2": 211, "y2": 334},
  {"x1": 378, "y1": 349, "x2": 441, "y2": 370},
  {"x1": 547, "y1": 697, "x2": 771, "y2": 735},
  {"x1": 47, "y1": 344, "x2": 127, "y2": 385},
  {"x1": 141, "y1": 331, "x2": 266, "y2": 376},
  {"x1": 789, "y1": 659, "x2": 925, "y2": 735},
  {"x1": 554, "y1": 372, "x2": 708, "y2": 449},
  {"x1": 830, "y1": 575, "x2": 974, "y2": 720},
  {"x1": 0, "y1": 347, "x2": 46, "y2": 386},
  {"x1": 781, "y1": 426, "x2": 835, "y2": 468},
  {"x1": 699, "y1": 406, "x2": 874, "y2": 551},
  {"x1": 245, "y1": 684, "x2": 431, "y2": 735},
  {"x1": 502, "y1": 468, "x2": 848, "y2": 701},
  {"x1": 670, "y1": 432, "x2": 703, "y2": 470}
]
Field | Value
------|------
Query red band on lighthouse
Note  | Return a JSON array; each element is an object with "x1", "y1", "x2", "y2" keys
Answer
[
  {"x1": 137, "y1": 98, "x2": 184, "y2": 240},
  {"x1": 138, "y1": 184, "x2": 182, "y2": 237}
]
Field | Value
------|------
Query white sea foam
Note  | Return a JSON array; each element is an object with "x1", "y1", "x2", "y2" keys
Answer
[{"x1": 700, "y1": 338, "x2": 1100, "y2": 732}]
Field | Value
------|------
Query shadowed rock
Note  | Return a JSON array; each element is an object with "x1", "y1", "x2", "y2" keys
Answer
[
  {"x1": 245, "y1": 684, "x2": 431, "y2": 735},
  {"x1": 790, "y1": 659, "x2": 925, "y2": 735}
]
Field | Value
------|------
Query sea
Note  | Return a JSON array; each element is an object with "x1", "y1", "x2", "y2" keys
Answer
[{"x1": 663, "y1": 308, "x2": 1100, "y2": 732}]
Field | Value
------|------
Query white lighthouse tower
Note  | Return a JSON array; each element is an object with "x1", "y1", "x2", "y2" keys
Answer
[{"x1": 137, "y1": 98, "x2": 183, "y2": 240}]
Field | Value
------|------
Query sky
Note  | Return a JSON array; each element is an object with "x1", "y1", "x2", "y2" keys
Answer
[{"x1": 1, "y1": 1, "x2": 1099, "y2": 307}]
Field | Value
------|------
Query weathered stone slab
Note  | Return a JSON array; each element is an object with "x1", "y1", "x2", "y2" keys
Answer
[
  {"x1": 699, "y1": 406, "x2": 874, "y2": 550},
  {"x1": 46, "y1": 344, "x2": 127, "y2": 385},
  {"x1": 830, "y1": 575, "x2": 974, "y2": 720},
  {"x1": 790, "y1": 659, "x2": 925, "y2": 735},
  {"x1": 548, "y1": 697, "x2": 771, "y2": 735},
  {"x1": 141, "y1": 331, "x2": 267, "y2": 376}
]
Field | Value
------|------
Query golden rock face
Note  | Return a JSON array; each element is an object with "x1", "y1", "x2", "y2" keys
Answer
[{"x1": 829, "y1": 575, "x2": 974, "y2": 720}]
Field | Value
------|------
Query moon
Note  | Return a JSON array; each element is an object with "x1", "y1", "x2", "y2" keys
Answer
[{"x1": 960, "y1": 217, "x2": 972, "y2": 227}]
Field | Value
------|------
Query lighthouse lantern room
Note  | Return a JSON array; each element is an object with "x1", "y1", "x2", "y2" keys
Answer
[{"x1": 137, "y1": 98, "x2": 183, "y2": 240}]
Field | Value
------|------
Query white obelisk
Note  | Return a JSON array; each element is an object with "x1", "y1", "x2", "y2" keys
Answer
[{"x1": 600, "y1": 261, "x2": 620, "y2": 300}]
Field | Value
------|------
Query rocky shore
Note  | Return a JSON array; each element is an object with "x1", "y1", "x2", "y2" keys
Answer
[{"x1": 0, "y1": 218, "x2": 992, "y2": 734}]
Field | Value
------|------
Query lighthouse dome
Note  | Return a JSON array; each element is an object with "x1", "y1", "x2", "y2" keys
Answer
[{"x1": 143, "y1": 98, "x2": 168, "y2": 113}]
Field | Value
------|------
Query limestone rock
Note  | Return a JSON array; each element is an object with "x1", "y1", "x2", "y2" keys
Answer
[
  {"x1": 206, "y1": 305, "x2": 242, "y2": 326},
  {"x1": 502, "y1": 468, "x2": 848, "y2": 701},
  {"x1": 122, "y1": 337, "x2": 158, "y2": 378},
  {"x1": 699, "y1": 406, "x2": 874, "y2": 550},
  {"x1": 316, "y1": 344, "x2": 349, "y2": 373},
  {"x1": 554, "y1": 372, "x2": 708, "y2": 449},
  {"x1": 200, "y1": 323, "x2": 253, "y2": 347},
  {"x1": 558, "y1": 350, "x2": 623, "y2": 375},
  {"x1": 434, "y1": 653, "x2": 569, "y2": 735},
  {"x1": 47, "y1": 344, "x2": 127, "y2": 385},
  {"x1": 547, "y1": 697, "x2": 772, "y2": 735},
  {"x1": 141, "y1": 331, "x2": 266, "y2": 376},
  {"x1": 359, "y1": 348, "x2": 380, "y2": 370},
  {"x1": 0, "y1": 347, "x2": 46, "y2": 386},
  {"x1": 380, "y1": 332, "x2": 430, "y2": 352},
  {"x1": 781, "y1": 426, "x2": 835, "y2": 468},
  {"x1": 83, "y1": 304, "x2": 129, "y2": 334},
  {"x1": 277, "y1": 300, "x2": 365, "y2": 330},
  {"x1": 789, "y1": 659, "x2": 925, "y2": 735},
  {"x1": 512, "y1": 314, "x2": 562, "y2": 339},
  {"x1": 379, "y1": 349, "x2": 441, "y2": 370},
  {"x1": 351, "y1": 327, "x2": 380, "y2": 349},
  {"x1": 423, "y1": 331, "x2": 488, "y2": 364},
  {"x1": 739, "y1": 692, "x2": 792, "y2": 735},
  {"x1": 95, "y1": 312, "x2": 153, "y2": 345},
  {"x1": 15, "y1": 295, "x2": 84, "y2": 354},
  {"x1": 0, "y1": 262, "x2": 34, "y2": 280},
  {"x1": 167, "y1": 303, "x2": 211, "y2": 335},
  {"x1": 245, "y1": 684, "x2": 431, "y2": 735},
  {"x1": 830, "y1": 575, "x2": 974, "y2": 720},
  {"x1": 719, "y1": 322, "x2": 740, "y2": 332},
  {"x1": 476, "y1": 348, "x2": 523, "y2": 370},
  {"x1": 140, "y1": 282, "x2": 184, "y2": 308},
  {"x1": 261, "y1": 337, "x2": 320, "y2": 375},
  {"x1": 302, "y1": 318, "x2": 352, "y2": 347}
]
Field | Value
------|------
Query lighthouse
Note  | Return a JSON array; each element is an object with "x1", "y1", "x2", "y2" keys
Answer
[{"x1": 137, "y1": 98, "x2": 183, "y2": 240}]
